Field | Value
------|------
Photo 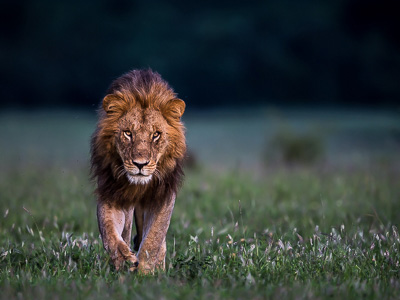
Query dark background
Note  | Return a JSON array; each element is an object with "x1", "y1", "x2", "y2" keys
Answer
[{"x1": 1, "y1": 0, "x2": 399, "y2": 110}]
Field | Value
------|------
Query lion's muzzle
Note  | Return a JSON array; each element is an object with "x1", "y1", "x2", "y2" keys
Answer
[{"x1": 124, "y1": 159, "x2": 156, "y2": 185}]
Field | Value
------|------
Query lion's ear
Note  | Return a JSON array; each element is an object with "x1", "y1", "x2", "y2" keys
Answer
[
  {"x1": 164, "y1": 99, "x2": 185, "y2": 119},
  {"x1": 102, "y1": 94, "x2": 119, "y2": 114}
]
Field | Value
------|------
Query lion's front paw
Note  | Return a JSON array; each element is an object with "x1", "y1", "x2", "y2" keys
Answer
[
  {"x1": 125, "y1": 252, "x2": 139, "y2": 271},
  {"x1": 111, "y1": 241, "x2": 139, "y2": 271}
]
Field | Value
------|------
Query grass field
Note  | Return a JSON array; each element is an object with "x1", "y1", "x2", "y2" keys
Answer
[{"x1": 0, "y1": 109, "x2": 399, "y2": 299}]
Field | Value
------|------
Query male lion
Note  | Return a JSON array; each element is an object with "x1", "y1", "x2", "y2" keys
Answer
[{"x1": 90, "y1": 69, "x2": 186, "y2": 273}]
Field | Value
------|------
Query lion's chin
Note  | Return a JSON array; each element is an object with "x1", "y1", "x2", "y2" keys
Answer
[{"x1": 126, "y1": 174, "x2": 153, "y2": 185}]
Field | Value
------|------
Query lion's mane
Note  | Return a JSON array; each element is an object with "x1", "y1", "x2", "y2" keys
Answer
[{"x1": 90, "y1": 69, "x2": 186, "y2": 209}]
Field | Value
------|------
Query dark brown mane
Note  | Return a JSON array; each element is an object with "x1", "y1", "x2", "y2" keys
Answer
[
  {"x1": 104, "y1": 69, "x2": 178, "y2": 112},
  {"x1": 90, "y1": 69, "x2": 186, "y2": 209}
]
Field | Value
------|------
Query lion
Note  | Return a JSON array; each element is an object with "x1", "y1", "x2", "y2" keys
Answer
[{"x1": 90, "y1": 69, "x2": 186, "y2": 273}]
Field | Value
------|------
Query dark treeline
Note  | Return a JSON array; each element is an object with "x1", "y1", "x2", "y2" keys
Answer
[{"x1": 1, "y1": 0, "x2": 399, "y2": 109}]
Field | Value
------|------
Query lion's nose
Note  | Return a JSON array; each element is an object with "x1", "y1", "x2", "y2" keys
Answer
[{"x1": 132, "y1": 160, "x2": 149, "y2": 170}]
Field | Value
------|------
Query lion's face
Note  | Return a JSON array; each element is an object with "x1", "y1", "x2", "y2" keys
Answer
[
  {"x1": 91, "y1": 70, "x2": 186, "y2": 190},
  {"x1": 115, "y1": 108, "x2": 169, "y2": 185}
]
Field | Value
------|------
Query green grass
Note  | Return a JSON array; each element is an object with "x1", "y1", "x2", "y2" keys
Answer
[
  {"x1": 1, "y1": 165, "x2": 399, "y2": 299},
  {"x1": 0, "y1": 110, "x2": 399, "y2": 299}
]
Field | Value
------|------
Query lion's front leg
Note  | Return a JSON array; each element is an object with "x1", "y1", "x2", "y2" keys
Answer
[
  {"x1": 157, "y1": 238, "x2": 167, "y2": 269},
  {"x1": 97, "y1": 201, "x2": 138, "y2": 271},
  {"x1": 136, "y1": 196, "x2": 175, "y2": 274}
]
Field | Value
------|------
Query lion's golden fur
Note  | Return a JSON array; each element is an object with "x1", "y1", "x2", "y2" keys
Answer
[{"x1": 90, "y1": 69, "x2": 186, "y2": 209}]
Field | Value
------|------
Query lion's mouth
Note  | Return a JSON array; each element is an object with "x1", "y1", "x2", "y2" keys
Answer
[{"x1": 126, "y1": 173, "x2": 152, "y2": 185}]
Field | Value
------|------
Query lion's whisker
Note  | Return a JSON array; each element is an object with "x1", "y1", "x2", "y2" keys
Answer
[
  {"x1": 154, "y1": 169, "x2": 163, "y2": 184},
  {"x1": 115, "y1": 165, "x2": 127, "y2": 180}
]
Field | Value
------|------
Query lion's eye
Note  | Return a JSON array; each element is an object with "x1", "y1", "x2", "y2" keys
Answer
[
  {"x1": 123, "y1": 131, "x2": 132, "y2": 140},
  {"x1": 153, "y1": 131, "x2": 161, "y2": 140}
]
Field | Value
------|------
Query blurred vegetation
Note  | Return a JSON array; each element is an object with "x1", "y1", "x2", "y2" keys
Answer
[
  {"x1": 265, "y1": 129, "x2": 324, "y2": 165},
  {"x1": 1, "y1": 0, "x2": 399, "y2": 108}
]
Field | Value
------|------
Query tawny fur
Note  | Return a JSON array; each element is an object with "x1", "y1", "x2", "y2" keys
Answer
[{"x1": 90, "y1": 69, "x2": 186, "y2": 273}]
